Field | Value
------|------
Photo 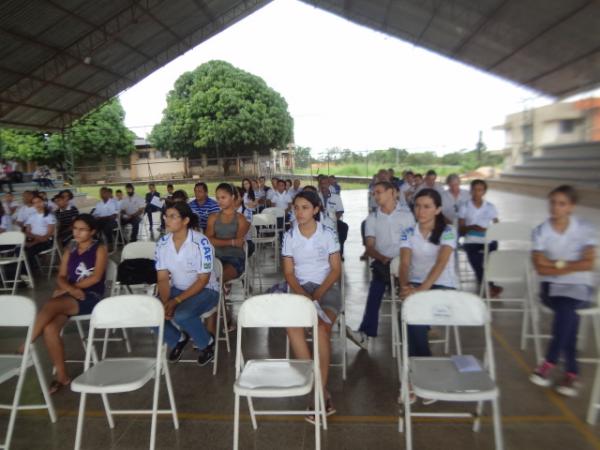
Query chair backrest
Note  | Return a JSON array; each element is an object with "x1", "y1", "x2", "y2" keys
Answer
[
  {"x1": 0, "y1": 231, "x2": 25, "y2": 247},
  {"x1": 0, "y1": 295, "x2": 35, "y2": 327},
  {"x1": 390, "y1": 256, "x2": 401, "y2": 277},
  {"x1": 252, "y1": 213, "x2": 276, "y2": 227},
  {"x1": 485, "y1": 249, "x2": 530, "y2": 280},
  {"x1": 105, "y1": 259, "x2": 118, "y2": 296},
  {"x1": 485, "y1": 221, "x2": 531, "y2": 244},
  {"x1": 262, "y1": 207, "x2": 285, "y2": 219},
  {"x1": 90, "y1": 295, "x2": 163, "y2": 329},
  {"x1": 214, "y1": 258, "x2": 223, "y2": 286},
  {"x1": 238, "y1": 293, "x2": 317, "y2": 328},
  {"x1": 402, "y1": 290, "x2": 488, "y2": 326},
  {"x1": 121, "y1": 241, "x2": 156, "y2": 261}
]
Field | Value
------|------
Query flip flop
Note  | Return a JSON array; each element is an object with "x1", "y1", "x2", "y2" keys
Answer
[{"x1": 49, "y1": 379, "x2": 70, "y2": 395}]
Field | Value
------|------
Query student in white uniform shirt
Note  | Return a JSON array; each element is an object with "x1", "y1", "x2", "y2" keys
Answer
[
  {"x1": 15, "y1": 191, "x2": 36, "y2": 229},
  {"x1": 283, "y1": 190, "x2": 342, "y2": 419},
  {"x1": 92, "y1": 187, "x2": 119, "y2": 245},
  {"x1": 529, "y1": 185, "x2": 597, "y2": 397},
  {"x1": 347, "y1": 181, "x2": 415, "y2": 349},
  {"x1": 415, "y1": 169, "x2": 444, "y2": 197},
  {"x1": 268, "y1": 179, "x2": 293, "y2": 235},
  {"x1": 242, "y1": 178, "x2": 257, "y2": 212},
  {"x1": 155, "y1": 201, "x2": 220, "y2": 366},
  {"x1": 441, "y1": 173, "x2": 470, "y2": 224},
  {"x1": 25, "y1": 193, "x2": 56, "y2": 269},
  {"x1": 2, "y1": 192, "x2": 18, "y2": 217},
  {"x1": 119, "y1": 183, "x2": 146, "y2": 242},
  {"x1": 458, "y1": 179, "x2": 501, "y2": 297},
  {"x1": 235, "y1": 186, "x2": 255, "y2": 257},
  {"x1": 318, "y1": 176, "x2": 349, "y2": 257},
  {"x1": 0, "y1": 202, "x2": 12, "y2": 232},
  {"x1": 399, "y1": 189, "x2": 457, "y2": 388},
  {"x1": 287, "y1": 178, "x2": 302, "y2": 198}
]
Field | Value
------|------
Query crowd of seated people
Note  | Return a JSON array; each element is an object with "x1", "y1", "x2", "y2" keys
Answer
[{"x1": 4, "y1": 169, "x2": 594, "y2": 433}]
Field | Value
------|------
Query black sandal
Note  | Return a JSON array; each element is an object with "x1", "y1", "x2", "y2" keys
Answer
[{"x1": 49, "y1": 379, "x2": 70, "y2": 395}]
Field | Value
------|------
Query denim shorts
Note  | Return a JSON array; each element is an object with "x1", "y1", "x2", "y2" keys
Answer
[{"x1": 218, "y1": 256, "x2": 245, "y2": 277}]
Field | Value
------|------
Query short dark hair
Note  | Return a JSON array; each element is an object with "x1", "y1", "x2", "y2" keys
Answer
[
  {"x1": 549, "y1": 184, "x2": 578, "y2": 204},
  {"x1": 470, "y1": 179, "x2": 488, "y2": 191},
  {"x1": 374, "y1": 181, "x2": 396, "y2": 191},
  {"x1": 167, "y1": 183, "x2": 174, "y2": 188},
  {"x1": 194, "y1": 182, "x2": 208, "y2": 192},
  {"x1": 125, "y1": 183, "x2": 134, "y2": 190},
  {"x1": 426, "y1": 169, "x2": 437, "y2": 177},
  {"x1": 73, "y1": 213, "x2": 99, "y2": 233},
  {"x1": 115, "y1": 189, "x2": 122, "y2": 194}
]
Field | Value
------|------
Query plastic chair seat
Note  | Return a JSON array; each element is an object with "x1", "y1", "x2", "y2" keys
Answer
[
  {"x1": 235, "y1": 359, "x2": 314, "y2": 398},
  {"x1": 0, "y1": 355, "x2": 28, "y2": 384},
  {"x1": 410, "y1": 357, "x2": 497, "y2": 401},
  {"x1": 71, "y1": 358, "x2": 156, "y2": 394}
]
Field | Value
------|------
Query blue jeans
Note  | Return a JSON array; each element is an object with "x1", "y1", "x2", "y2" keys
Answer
[
  {"x1": 359, "y1": 260, "x2": 390, "y2": 337},
  {"x1": 463, "y1": 241, "x2": 497, "y2": 285},
  {"x1": 542, "y1": 284, "x2": 587, "y2": 374},
  {"x1": 163, "y1": 287, "x2": 219, "y2": 350}
]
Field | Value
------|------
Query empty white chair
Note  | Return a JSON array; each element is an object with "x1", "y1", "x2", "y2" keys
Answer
[
  {"x1": 110, "y1": 216, "x2": 127, "y2": 255},
  {"x1": 233, "y1": 293, "x2": 327, "y2": 450},
  {"x1": 227, "y1": 241, "x2": 250, "y2": 301},
  {"x1": 0, "y1": 295, "x2": 56, "y2": 450},
  {"x1": 0, "y1": 232, "x2": 35, "y2": 293},
  {"x1": 71, "y1": 294, "x2": 178, "y2": 450},
  {"x1": 251, "y1": 213, "x2": 279, "y2": 288},
  {"x1": 400, "y1": 290, "x2": 503, "y2": 450}
]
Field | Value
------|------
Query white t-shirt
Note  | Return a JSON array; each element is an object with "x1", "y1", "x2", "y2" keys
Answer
[
  {"x1": 400, "y1": 225, "x2": 457, "y2": 288},
  {"x1": 25, "y1": 212, "x2": 56, "y2": 236},
  {"x1": 532, "y1": 216, "x2": 597, "y2": 287},
  {"x1": 155, "y1": 229, "x2": 219, "y2": 292},
  {"x1": 0, "y1": 214, "x2": 12, "y2": 231},
  {"x1": 458, "y1": 200, "x2": 498, "y2": 244},
  {"x1": 270, "y1": 190, "x2": 292, "y2": 210},
  {"x1": 319, "y1": 192, "x2": 344, "y2": 223},
  {"x1": 365, "y1": 202, "x2": 415, "y2": 258},
  {"x1": 93, "y1": 199, "x2": 118, "y2": 218},
  {"x1": 120, "y1": 195, "x2": 145, "y2": 216},
  {"x1": 415, "y1": 182, "x2": 444, "y2": 196},
  {"x1": 243, "y1": 193, "x2": 257, "y2": 212},
  {"x1": 16, "y1": 205, "x2": 36, "y2": 224},
  {"x1": 441, "y1": 189, "x2": 470, "y2": 223},
  {"x1": 282, "y1": 223, "x2": 340, "y2": 285},
  {"x1": 399, "y1": 182, "x2": 413, "y2": 207}
]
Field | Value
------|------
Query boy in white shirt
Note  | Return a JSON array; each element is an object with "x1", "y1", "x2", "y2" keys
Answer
[{"x1": 92, "y1": 187, "x2": 118, "y2": 245}]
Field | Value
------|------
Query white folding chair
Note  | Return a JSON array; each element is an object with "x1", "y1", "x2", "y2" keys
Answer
[
  {"x1": 179, "y1": 259, "x2": 231, "y2": 376},
  {"x1": 110, "y1": 216, "x2": 127, "y2": 255},
  {"x1": 262, "y1": 206, "x2": 285, "y2": 257},
  {"x1": 35, "y1": 226, "x2": 63, "y2": 280},
  {"x1": 0, "y1": 295, "x2": 57, "y2": 450},
  {"x1": 583, "y1": 302, "x2": 600, "y2": 425},
  {"x1": 227, "y1": 241, "x2": 250, "y2": 301},
  {"x1": 116, "y1": 241, "x2": 157, "y2": 295},
  {"x1": 233, "y1": 294, "x2": 327, "y2": 450},
  {"x1": 71, "y1": 295, "x2": 178, "y2": 450},
  {"x1": 399, "y1": 290, "x2": 503, "y2": 450},
  {"x1": 0, "y1": 232, "x2": 35, "y2": 292},
  {"x1": 251, "y1": 213, "x2": 278, "y2": 290}
]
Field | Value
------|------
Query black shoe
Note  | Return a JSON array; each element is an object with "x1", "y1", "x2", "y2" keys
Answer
[
  {"x1": 197, "y1": 342, "x2": 215, "y2": 366},
  {"x1": 168, "y1": 331, "x2": 189, "y2": 363}
]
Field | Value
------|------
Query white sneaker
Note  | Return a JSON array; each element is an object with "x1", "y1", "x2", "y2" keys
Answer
[{"x1": 346, "y1": 327, "x2": 368, "y2": 350}]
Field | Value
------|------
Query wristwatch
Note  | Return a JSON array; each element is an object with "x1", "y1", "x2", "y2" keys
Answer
[{"x1": 554, "y1": 260, "x2": 567, "y2": 269}]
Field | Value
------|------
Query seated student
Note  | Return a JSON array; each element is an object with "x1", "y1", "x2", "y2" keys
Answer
[
  {"x1": 441, "y1": 173, "x2": 470, "y2": 225},
  {"x1": 120, "y1": 183, "x2": 145, "y2": 242},
  {"x1": 235, "y1": 186, "x2": 255, "y2": 258},
  {"x1": 242, "y1": 178, "x2": 257, "y2": 213},
  {"x1": 255, "y1": 176, "x2": 269, "y2": 211},
  {"x1": 21, "y1": 214, "x2": 107, "y2": 394},
  {"x1": 2, "y1": 192, "x2": 18, "y2": 217},
  {"x1": 189, "y1": 182, "x2": 220, "y2": 232},
  {"x1": 165, "y1": 183, "x2": 175, "y2": 200},
  {"x1": 114, "y1": 189, "x2": 123, "y2": 211},
  {"x1": 529, "y1": 185, "x2": 597, "y2": 397},
  {"x1": 415, "y1": 169, "x2": 444, "y2": 196},
  {"x1": 0, "y1": 202, "x2": 12, "y2": 232},
  {"x1": 268, "y1": 178, "x2": 293, "y2": 230},
  {"x1": 205, "y1": 184, "x2": 250, "y2": 284},
  {"x1": 92, "y1": 187, "x2": 118, "y2": 245},
  {"x1": 318, "y1": 176, "x2": 348, "y2": 258},
  {"x1": 458, "y1": 179, "x2": 501, "y2": 297},
  {"x1": 288, "y1": 178, "x2": 302, "y2": 198},
  {"x1": 15, "y1": 191, "x2": 36, "y2": 230},
  {"x1": 54, "y1": 191, "x2": 79, "y2": 246},
  {"x1": 283, "y1": 190, "x2": 342, "y2": 419},
  {"x1": 399, "y1": 188, "x2": 458, "y2": 403},
  {"x1": 347, "y1": 181, "x2": 415, "y2": 349},
  {"x1": 285, "y1": 179, "x2": 293, "y2": 192},
  {"x1": 24, "y1": 194, "x2": 56, "y2": 269},
  {"x1": 155, "y1": 202, "x2": 220, "y2": 366},
  {"x1": 328, "y1": 175, "x2": 341, "y2": 194}
]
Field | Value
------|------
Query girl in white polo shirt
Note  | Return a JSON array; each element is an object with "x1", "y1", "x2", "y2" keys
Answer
[
  {"x1": 529, "y1": 185, "x2": 597, "y2": 397},
  {"x1": 458, "y1": 179, "x2": 501, "y2": 297},
  {"x1": 283, "y1": 190, "x2": 342, "y2": 420},
  {"x1": 155, "y1": 201, "x2": 220, "y2": 366},
  {"x1": 24, "y1": 193, "x2": 56, "y2": 269}
]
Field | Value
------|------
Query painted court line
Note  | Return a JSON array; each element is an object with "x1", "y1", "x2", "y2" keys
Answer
[{"x1": 493, "y1": 327, "x2": 600, "y2": 450}]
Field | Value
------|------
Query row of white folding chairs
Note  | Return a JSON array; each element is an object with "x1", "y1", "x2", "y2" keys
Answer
[{"x1": 0, "y1": 232, "x2": 36, "y2": 293}]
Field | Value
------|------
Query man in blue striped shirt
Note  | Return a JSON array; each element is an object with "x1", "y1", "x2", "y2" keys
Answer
[{"x1": 189, "y1": 182, "x2": 220, "y2": 231}]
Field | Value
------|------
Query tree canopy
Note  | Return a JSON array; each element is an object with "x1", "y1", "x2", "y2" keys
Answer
[
  {"x1": 0, "y1": 98, "x2": 135, "y2": 168},
  {"x1": 150, "y1": 60, "x2": 294, "y2": 166}
]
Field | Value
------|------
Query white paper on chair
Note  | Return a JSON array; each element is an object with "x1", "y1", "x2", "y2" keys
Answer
[
  {"x1": 150, "y1": 196, "x2": 163, "y2": 208},
  {"x1": 451, "y1": 355, "x2": 482, "y2": 373},
  {"x1": 313, "y1": 301, "x2": 332, "y2": 324}
]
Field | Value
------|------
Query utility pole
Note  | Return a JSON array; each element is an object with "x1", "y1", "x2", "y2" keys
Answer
[{"x1": 476, "y1": 130, "x2": 484, "y2": 167}]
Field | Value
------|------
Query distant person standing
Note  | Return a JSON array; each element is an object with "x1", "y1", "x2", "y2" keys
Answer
[
  {"x1": 145, "y1": 183, "x2": 164, "y2": 235},
  {"x1": 189, "y1": 182, "x2": 220, "y2": 232}
]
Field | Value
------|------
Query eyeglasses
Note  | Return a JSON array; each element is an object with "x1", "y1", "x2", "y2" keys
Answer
[{"x1": 163, "y1": 214, "x2": 181, "y2": 220}]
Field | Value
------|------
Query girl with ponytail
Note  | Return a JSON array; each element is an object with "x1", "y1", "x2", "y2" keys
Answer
[{"x1": 398, "y1": 188, "x2": 458, "y2": 392}]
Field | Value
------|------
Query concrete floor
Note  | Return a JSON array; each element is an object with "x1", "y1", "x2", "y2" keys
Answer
[{"x1": 1, "y1": 188, "x2": 600, "y2": 450}]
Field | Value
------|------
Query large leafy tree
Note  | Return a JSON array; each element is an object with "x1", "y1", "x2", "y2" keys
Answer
[
  {"x1": 150, "y1": 60, "x2": 294, "y2": 173},
  {"x1": 0, "y1": 98, "x2": 135, "y2": 169}
]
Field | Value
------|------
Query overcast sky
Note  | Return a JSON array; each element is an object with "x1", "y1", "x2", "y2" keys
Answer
[{"x1": 119, "y1": 0, "x2": 557, "y2": 155}]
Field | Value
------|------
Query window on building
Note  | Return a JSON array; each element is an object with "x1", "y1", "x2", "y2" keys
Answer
[
  {"x1": 138, "y1": 151, "x2": 150, "y2": 160},
  {"x1": 522, "y1": 124, "x2": 533, "y2": 144},
  {"x1": 121, "y1": 158, "x2": 131, "y2": 170},
  {"x1": 559, "y1": 119, "x2": 576, "y2": 134}
]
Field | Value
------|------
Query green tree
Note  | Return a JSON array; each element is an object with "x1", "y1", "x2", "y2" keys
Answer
[
  {"x1": 0, "y1": 129, "x2": 54, "y2": 163},
  {"x1": 150, "y1": 60, "x2": 294, "y2": 174},
  {"x1": 293, "y1": 146, "x2": 312, "y2": 168}
]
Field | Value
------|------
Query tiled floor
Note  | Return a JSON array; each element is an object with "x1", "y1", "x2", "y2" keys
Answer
[{"x1": 1, "y1": 188, "x2": 600, "y2": 449}]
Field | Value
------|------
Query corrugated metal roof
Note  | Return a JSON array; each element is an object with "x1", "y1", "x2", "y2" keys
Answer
[{"x1": 0, "y1": 0, "x2": 599, "y2": 131}]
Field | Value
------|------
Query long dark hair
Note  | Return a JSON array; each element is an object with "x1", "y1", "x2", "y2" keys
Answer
[
  {"x1": 414, "y1": 188, "x2": 446, "y2": 245},
  {"x1": 166, "y1": 202, "x2": 199, "y2": 230},
  {"x1": 293, "y1": 190, "x2": 321, "y2": 222},
  {"x1": 73, "y1": 213, "x2": 99, "y2": 233},
  {"x1": 242, "y1": 178, "x2": 255, "y2": 201}
]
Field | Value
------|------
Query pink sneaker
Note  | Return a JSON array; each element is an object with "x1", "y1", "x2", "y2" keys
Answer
[
  {"x1": 529, "y1": 361, "x2": 555, "y2": 387},
  {"x1": 556, "y1": 373, "x2": 580, "y2": 397}
]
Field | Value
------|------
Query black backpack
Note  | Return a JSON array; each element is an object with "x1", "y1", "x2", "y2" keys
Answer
[{"x1": 117, "y1": 258, "x2": 157, "y2": 286}]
